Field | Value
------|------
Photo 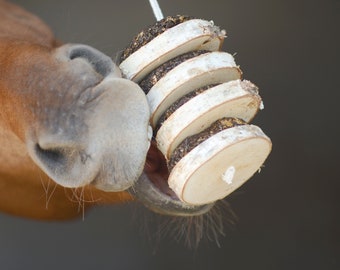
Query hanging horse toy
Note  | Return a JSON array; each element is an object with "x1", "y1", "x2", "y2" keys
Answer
[{"x1": 119, "y1": 0, "x2": 272, "y2": 245}]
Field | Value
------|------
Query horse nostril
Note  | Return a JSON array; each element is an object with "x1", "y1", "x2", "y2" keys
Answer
[
  {"x1": 35, "y1": 144, "x2": 67, "y2": 168},
  {"x1": 68, "y1": 45, "x2": 115, "y2": 77},
  {"x1": 31, "y1": 141, "x2": 96, "y2": 188}
]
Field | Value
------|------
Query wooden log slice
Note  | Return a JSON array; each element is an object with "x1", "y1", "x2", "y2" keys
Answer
[
  {"x1": 168, "y1": 125, "x2": 272, "y2": 205},
  {"x1": 119, "y1": 19, "x2": 225, "y2": 82},
  {"x1": 156, "y1": 80, "x2": 261, "y2": 158},
  {"x1": 147, "y1": 51, "x2": 242, "y2": 127}
]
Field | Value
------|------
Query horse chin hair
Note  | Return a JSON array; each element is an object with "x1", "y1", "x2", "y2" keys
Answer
[{"x1": 131, "y1": 199, "x2": 238, "y2": 250}]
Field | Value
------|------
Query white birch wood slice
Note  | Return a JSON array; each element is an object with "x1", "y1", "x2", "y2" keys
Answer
[
  {"x1": 147, "y1": 52, "x2": 242, "y2": 127},
  {"x1": 168, "y1": 125, "x2": 272, "y2": 205},
  {"x1": 156, "y1": 80, "x2": 261, "y2": 158},
  {"x1": 119, "y1": 19, "x2": 225, "y2": 82}
]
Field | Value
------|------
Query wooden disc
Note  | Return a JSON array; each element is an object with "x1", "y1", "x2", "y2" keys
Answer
[
  {"x1": 156, "y1": 80, "x2": 261, "y2": 158},
  {"x1": 168, "y1": 125, "x2": 272, "y2": 205},
  {"x1": 147, "y1": 51, "x2": 242, "y2": 127},
  {"x1": 119, "y1": 19, "x2": 225, "y2": 82}
]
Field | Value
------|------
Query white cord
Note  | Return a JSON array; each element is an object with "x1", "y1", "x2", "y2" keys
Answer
[{"x1": 148, "y1": 0, "x2": 164, "y2": 21}]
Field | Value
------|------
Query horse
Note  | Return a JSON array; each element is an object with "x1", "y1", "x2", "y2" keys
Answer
[{"x1": 0, "y1": 0, "x2": 211, "y2": 220}]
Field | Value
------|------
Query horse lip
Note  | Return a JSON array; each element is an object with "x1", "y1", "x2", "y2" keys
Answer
[
  {"x1": 90, "y1": 172, "x2": 135, "y2": 192},
  {"x1": 130, "y1": 173, "x2": 214, "y2": 217}
]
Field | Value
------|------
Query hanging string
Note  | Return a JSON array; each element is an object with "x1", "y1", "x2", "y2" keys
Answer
[{"x1": 148, "y1": 0, "x2": 164, "y2": 21}]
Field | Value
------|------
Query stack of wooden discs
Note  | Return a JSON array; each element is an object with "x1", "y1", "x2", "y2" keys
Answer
[{"x1": 119, "y1": 15, "x2": 272, "y2": 205}]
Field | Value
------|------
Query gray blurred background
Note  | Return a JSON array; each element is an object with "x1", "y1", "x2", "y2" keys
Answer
[{"x1": 1, "y1": 0, "x2": 339, "y2": 269}]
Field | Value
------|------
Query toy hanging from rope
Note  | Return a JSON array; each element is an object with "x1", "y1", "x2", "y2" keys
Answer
[{"x1": 120, "y1": 0, "x2": 272, "y2": 205}]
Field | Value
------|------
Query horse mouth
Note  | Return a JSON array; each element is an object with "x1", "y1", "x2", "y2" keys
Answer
[{"x1": 130, "y1": 143, "x2": 214, "y2": 217}]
